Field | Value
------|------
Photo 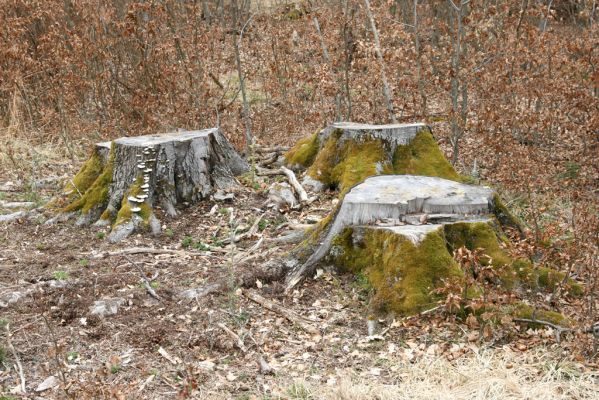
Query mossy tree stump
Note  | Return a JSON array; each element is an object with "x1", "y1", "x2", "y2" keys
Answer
[
  {"x1": 286, "y1": 175, "x2": 580, "y2": 317},
  {"x1": 52, "y1": 128, "x2": 248, "y2": 242},
  {"x1": 286, "y1": 175, "x2": 496, "y2": 290},
  {"x1": 282, "y1": 122, "x2": 579, "y2": 320},
  {"x1": 285, "y1": 122, "x2": 462, "y2": 194}
]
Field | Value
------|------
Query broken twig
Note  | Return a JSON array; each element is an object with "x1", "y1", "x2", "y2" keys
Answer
[
  {"x1": 242, "y1": 289, "x2": 319, "y2": 334},
  {"x1": 5, "y1": 323, "x2": 26, "y2": 394}
]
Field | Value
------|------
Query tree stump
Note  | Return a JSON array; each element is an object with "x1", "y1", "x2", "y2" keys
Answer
[
  {"x1": 285, "y1": 175, "x2": 496, "y2": 290},
  {"x1": 285, "y1": 175, "x2": 581, "y2": 315},
  {"x1": 51, "y1": 128, "x2": 248, "y2": 242},
  {"x1": 285, "y1": 122, "x2": 462, "y2": 193}
]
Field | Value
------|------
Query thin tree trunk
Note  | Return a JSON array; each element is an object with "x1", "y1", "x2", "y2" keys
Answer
[
  {"x1": 449, "y1": 0, "x2": 466, "y2": 165},
  {"x1": 201, "y1": 0, "x2": 211, "y2": 24},
  {"x1": 232, "y1": 0, "x2": 253, "y2": 153},
  {"x1": 342, "y1": 0, "x2": 354, "y2": 120},
  {"x1": 413, "y1": 0, "x2": 427, "y2": 118},
  {"x1": 313, "y1": 15, "x2": 342, "y2": 121},
  {"x1": 363, "y1": 0, "x2": 397, "y2": 123}
]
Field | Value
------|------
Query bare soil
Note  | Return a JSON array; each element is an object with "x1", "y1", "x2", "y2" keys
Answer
[{"x1": 0, "y1": 176, "x2": 597, "y2": 399}]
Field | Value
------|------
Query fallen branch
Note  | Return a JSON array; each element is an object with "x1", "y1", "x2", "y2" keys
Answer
[
  {"x1": 241, "y1": 289, "x2": 319, "y2": 334},
  {"x1": 88, "y1": 246, "x2": 226, "y2": 259},
  {"x1": 513, "y1": 318, "x2": 573, "y2": 344},
  {"x1": 222, "y1": 213, "x2": 264, "y2": 245},
  {"x1": 123, "y1": 255, "x2": 161, "y2": 300},
  {"x1": 258, "y1": 153, "x2": 279, "y2": 167},
  {"x1": 217, "y1": 323, "x2": 247, "y2": 353},
  {"x1": 179, "y1": 258, "x2": 286, "y2": 300},
  {"x1": 256, "y1": 166, "x2": 284, "y2": 176},
  {"x1": 0, "y1": 201, "x2": 36, "y2": 209},
  {"x1": 0, "y1": 211, "x2": 28, "y2": 223},
  {"x1": 5, "y1": 323, "x2": 26, "y2": 394},
  {"x1": 255, "y1": 145, "x2": 289, "y2": 154},
  {"x1": 280, "y1": 166, "x2": 309, "y2": 203}
]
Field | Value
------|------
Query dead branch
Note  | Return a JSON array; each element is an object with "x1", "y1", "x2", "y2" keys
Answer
[
  {"x1": 280, "y1": 166, "x2": 309, "y2": 203},
  {"x1": 123, "y1": 255, "x2": 161, "y2": 300},
  {"x1": 513, "y1": 318, "x2": 573, "y2": 344},
  {"x1": 4, "y1": 323, "x2": 26, "y2": 394},
  {"x1": 217, "y1": 323, "x2": 247, "y2": 352},
  {"x1": 0, "y1": 211, "x2": 28, "y2": 223},
  {"x1": 222, "y1": 213, "x2": 264, "y2": 245},
  {"x1": 256, "y1": 166, "x2": 285, "y2": 176},
  {"x1": 88, "y1": 246, "x2": 227, "y2": 259},
  {"x1": 241, "y1": 289, "x2": 319, "y2": 334},
  {"x1": 254, "y1": 146, "x2": 289, "y2": 154},
  {"x1": 0, "y1": 201, "x2": 36, "y2": 209},
  {"x1": 258, "y1": 153, "x2": 279, "y2": 167}
]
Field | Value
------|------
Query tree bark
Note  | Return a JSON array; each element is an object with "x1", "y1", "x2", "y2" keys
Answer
[{"x1": 52, "y1": 128, "x2": 248, "y2": 242}]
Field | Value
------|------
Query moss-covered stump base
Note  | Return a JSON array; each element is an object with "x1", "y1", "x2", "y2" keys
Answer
[
  {"x1": 50, "y1": 128, "x2": 248, "y2": 243},
  {"x1": 285, "y1": 122, "x2": 464, "y2": 194},
  {"x1": 286, "y1": 175, "x2": 496, "y2": 289},
  {"x1": 327, "y1": 222, "x2": 579, "y2": 317}
]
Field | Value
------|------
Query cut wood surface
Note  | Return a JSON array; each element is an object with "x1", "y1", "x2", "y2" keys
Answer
[
  {"x1": 286, "y1": 175, "x2": 495, "y2": 291},
  {"x1": 50, "y1": 128, "x2": 248, "y2": 242}
]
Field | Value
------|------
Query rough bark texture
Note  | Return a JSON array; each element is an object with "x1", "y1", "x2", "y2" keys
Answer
[{"x1": 51, "y1": 128, "x2": 248, "y2": 242}]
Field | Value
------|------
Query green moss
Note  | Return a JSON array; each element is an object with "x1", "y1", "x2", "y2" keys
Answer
[
  {"x1": 67, "y1": 149, "x2": 104, "y2": 196},
  {"x1": 492, "y1": 193, "x2": 524, "y2": 235},
  {"x1": 511, "y1": 303, "x2": 571, "y2": 327},
  {"x1": 514, "y1": 260, "x2": 584, "y2": 296},
  {"x1": 392, "y1": 129, "x2": 463, "y2": 182},
  {"x1": 444, "y1": 222, "x2": 512, "y2": 267},
  {"x1": 332, "y1": 139, "x2": 392, "y2": 194},
  {"x1": 285, "y1": 132, "x2": 319, "y2": 168},
  {"x1": 62, "y1": 145, "x2": 115, "y2": 214},
  {"x1": 332, "y1": 227, "x2": 462, "y2": 315},
  {"x1": 306, "y1": 130, "x2": 341, "y2": 187},
  {"x1": 300, "y1": 127, "x2": 465, "y2": 195},
  {"x1": 291, "y1": 212, "x2": 335, "y2": 262},
  {"x1": 114, "y1": 177, "x2": 151, "y2": 228}
]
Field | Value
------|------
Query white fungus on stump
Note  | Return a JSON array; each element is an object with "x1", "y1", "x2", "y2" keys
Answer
[{"x1": 50, "y1": 128, "x2": 248, "y2": 242}]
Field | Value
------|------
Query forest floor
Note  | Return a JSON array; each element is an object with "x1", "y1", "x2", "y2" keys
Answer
[{"x1": 0, "y1": 143, "x2": 598, "y2": 400}]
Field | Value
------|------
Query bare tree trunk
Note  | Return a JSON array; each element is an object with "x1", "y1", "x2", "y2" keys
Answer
[
  {"x1": 448, "y1": 0, "x2": 467, "y2": 165},
  {"x1": 201, "y1": 0, "x2": 211, "y2": 24},
  {"x1": 363, "y1": 0, "x2": 397, "y2": 123},
  {"x1": 313, "y1": 15, "x2": 343, "y2": 121},
  {"x1": 342, "y1": 0, "x2": 355, "y2": 120},
  {"x1": 413, "y1": 0, "x2": 427, "y2": 118},
  {"x1": 231, "y1": 0, "x2": 253, "y2": 153},
  {"x1": 313, "y1": 16, "x2": 330, "y2": 63}
]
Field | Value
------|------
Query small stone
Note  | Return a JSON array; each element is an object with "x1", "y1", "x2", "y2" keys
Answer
[
  {"x1": 212, "y1": 190, "x2": 235, "y2": 202},
  {"x1": 35, "y1": 376, "x2": 59, "y2": 392},
  {"x1": 268, "y1": 182, "x2": 297, "y2": 208},
  {"x1": 89, "y1": 298, "x2": 125, "y2": 317}
]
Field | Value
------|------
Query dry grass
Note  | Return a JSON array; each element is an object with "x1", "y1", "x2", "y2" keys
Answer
[{"x1": 220, "y1": 347, "x2": 597, "y2": 400}]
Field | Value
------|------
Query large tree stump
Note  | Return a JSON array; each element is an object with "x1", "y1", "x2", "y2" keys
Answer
[
  {"x1": 51, "y1": 128, "x2": 248, "y2": 242},
  {"x1": 285, "y1": 122, "x2": 462, "y2": 193},
  {"x1": 286, "y1": 175, "x2": 496, "y2": 290},
  {"x1": 282, "y1": 121, "x2": 539, "y2": 314},
  {"x1": 285, "y1": 175, "x2": 581, "y2": 316}
]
